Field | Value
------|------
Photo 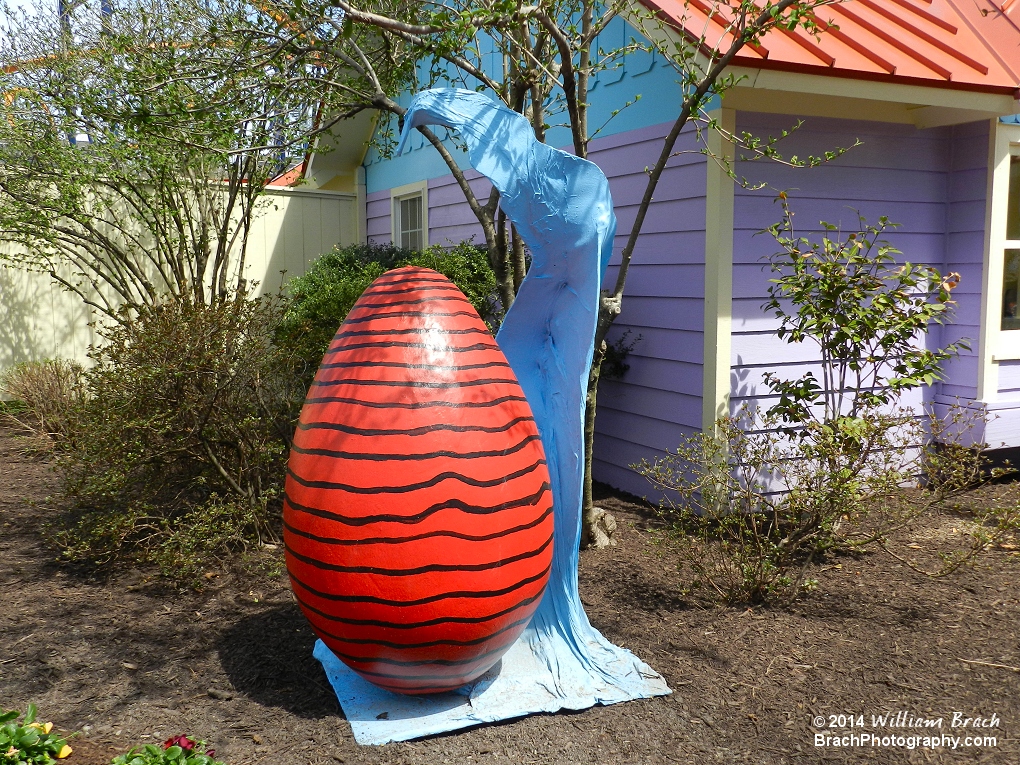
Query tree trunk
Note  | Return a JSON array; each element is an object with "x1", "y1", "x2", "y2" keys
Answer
[
  {"x1": 579, "y1": 290, "x2": 623, "y2": 547},
  {"x1": 581, "y1": 339, "x2": 606, "y2": 548}
]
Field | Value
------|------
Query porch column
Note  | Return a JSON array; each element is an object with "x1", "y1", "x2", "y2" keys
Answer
[{"x1": 702, "y1": 108, "x2": 736, "y2": 433}]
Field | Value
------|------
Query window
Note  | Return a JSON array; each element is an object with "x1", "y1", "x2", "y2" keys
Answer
[
  {"x1": 396, "y1": 194, "x2": 423, "y2": 250},
  {"x1": 1004, "y1": 250, "x2": 1019, "y2": 330},
  {"x1": 1003, "y1": 156, "x2": 1020, "y2": 331},
  {"x1": 391, "y1": 181, "x2": 428, "y2": 251},
  {"x1": 978, "y1": 121, "x2": 1020, "y2": 397}
]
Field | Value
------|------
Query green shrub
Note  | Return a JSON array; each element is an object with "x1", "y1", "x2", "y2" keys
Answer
[
  {"x1": 42, "y1": 240, "x2": 495, "y2": 581},
  {"x1": 51, "y1": 293, "x2": 305, "y2": 580},
  {"x1": 0, "y1": 359, "x2": 85, "y2": 438},
  {"x1": 0, "y1": 705, "x2": 73, "y2": 764},
  {"x1": 279, "y1": 240, "x2": 500, "y2": 371}
]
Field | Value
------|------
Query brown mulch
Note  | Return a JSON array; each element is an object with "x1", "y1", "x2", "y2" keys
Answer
[{"x1": 1, "y1": 426, "x2": 1018, "y2": 764}]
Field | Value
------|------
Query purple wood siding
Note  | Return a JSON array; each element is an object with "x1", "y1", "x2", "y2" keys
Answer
[
  {"x1": 942, "y1": 120, "x2": 989, "y2": 401},
  {"x1": 367, "y1": 174, "x2": 495, "y2": 247},
  {"x1": 592, "y1": 123, "x2": 707, "y2": 498},
  {"x1": 428, "y1": 173, "x2": 491, "y2": 246},
  {"x1": 730, "y1": 114, "x2": 987, "y2": 418},
  {"x1": 1000, "y1": 360, "x2": 1020, "y2": 397},
  {"x1": 366, "y1": 190, "x2": 391, "y2": 244},
  {"x1": 362, "y1": 112, "x2": 1012, "y2": 490}
]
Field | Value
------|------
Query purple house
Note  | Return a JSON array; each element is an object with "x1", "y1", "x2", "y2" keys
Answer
[{"x1": 345, "y1": 0, "x2": 1020, "y2": 498}]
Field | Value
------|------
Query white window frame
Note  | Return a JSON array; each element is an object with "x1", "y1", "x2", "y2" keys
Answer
[
  {"x1": 978, "y1": 119, "x2": 1020, "y2": 401},
  {"x1": 391, "y1": 180, "x2": 428, "y2": 251}
]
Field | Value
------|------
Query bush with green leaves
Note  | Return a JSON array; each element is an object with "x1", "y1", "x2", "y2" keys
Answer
[
  {"x1": 0, "y1": 359, "x2": 85, "y2": 438},
  {"x1": 635, "y1": 198, "x2": 1018, "y2": 604},
  {"x1": 759, "y1": 194, "x2": 968, "y2": 426},
  {"x1": 278, "y1": 240, "x2": 500, "y2": 371},
  {"x1": 42, "y1": 241, "x2": 494, "y2": 581},
  {"x1": 0, "y1": 705, "x2": 72, "y2": 764},
  {"x1": 51, "y1": 293, "x2": 306, "y2": 580}
]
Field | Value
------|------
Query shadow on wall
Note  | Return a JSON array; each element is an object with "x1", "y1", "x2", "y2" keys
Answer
[
  {"x1": 729, "y1": 355, "x2": 761, "y2": 421},
  {"x1": 249, "y1": 190, "x2": 360, "y2": 298},
  {"x1": 730, "y1": 355, "x2": 755, "y2": 403},
  {"x1": 0, "y1": 265, "x2": 51, "y2": 372},
  {"x1": 0, "y1": 264, "x2": 97, "y2": 377}
]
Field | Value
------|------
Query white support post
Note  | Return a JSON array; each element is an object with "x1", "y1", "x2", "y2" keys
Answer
[
  {"x1": 356, "y1": 166, "x2": 368, "y2": 245},
  {"x1": 702, "y1": 108, "x2": 736, "y2": 433}
]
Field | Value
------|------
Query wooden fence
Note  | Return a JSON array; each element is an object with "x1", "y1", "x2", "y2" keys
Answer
[{"x1": 0, "y1": 186, "x2": 360, "y2": 377}]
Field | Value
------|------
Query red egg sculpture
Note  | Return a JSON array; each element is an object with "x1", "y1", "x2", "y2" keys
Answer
[{"x1": 284, "y1": 266, "x2": 554, "y2": 695}]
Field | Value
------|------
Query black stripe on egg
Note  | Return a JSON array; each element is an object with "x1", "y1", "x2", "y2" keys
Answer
[
  {"x1": 285, "y1": 458, "x2": 547, "y2": 493},
  {"x1": 284, "y1": 481, "x2": 551, "y2": 526},
  {"x1": 288, "y1": 564, "x2": 551, "y2": 606},
  {"x1": 291, "y1": 589, "x2": 545, "y2": 630},
  {"x1": 282, "y1": 504, "x2": 552, "y2": 547},
  {"x1": 284, "y1": 535, "x2": 552, "y2": 576},
  {"x1": 300, "y1": 394, "x2": 530, "y2": 409},
  {"x1": 295, "y1": 413, "x2": 535, "y2": 437}
]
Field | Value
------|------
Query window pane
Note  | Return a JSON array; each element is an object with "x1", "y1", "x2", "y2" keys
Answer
[
  {"x1": 403, "y1": 228, "x2": 422, "y2": 251},
  {"x1": 1008, "y1": 156, "x2": 1020, "y2": 241},
  {"x1": 1004, "y1": 249, "x2": 1020, "y2": 331},
  {"x1": 398, "y1": 195, "x2": 423, "y2": 251},
  {"x1": 409, "y1": 197, "x2": 422, "y2": 231}
]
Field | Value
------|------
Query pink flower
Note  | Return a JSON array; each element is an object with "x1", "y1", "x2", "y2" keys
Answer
[
  {"x1": 163, "y1": 735, "x2": 195, "y2": 752},
  {"x1": 162, "y1": 735, "x2": 214, "y2": 758}
]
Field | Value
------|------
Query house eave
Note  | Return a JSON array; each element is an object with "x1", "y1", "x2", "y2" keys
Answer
[
  {"x1": 727, "y1": 55, "x2": 1020, "y2": 99},
  {"x1": 723, "y1": 64, "x2": 1019, "y2": 128},
  {"x1": 305, "y1": 109, "x2": 377, "y2": 192}
]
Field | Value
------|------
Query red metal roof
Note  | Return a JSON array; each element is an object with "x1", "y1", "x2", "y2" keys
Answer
[
  {"x1": 642, "y1": 0, "x2": 1020, "y2": 95},
  {"x1": 267, "y1": 161, "x2": 306, "y2": 188}
]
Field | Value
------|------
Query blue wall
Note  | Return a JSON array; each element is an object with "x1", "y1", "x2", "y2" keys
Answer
[{"x1": 363, "y1": 17, "x2": 700, "y2": 194}]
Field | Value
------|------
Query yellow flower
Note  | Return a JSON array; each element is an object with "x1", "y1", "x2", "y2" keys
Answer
[
  {"x1": 56, "y1": 744, "x2": 73, "y2": 759},
  {"x1": 28, "y1": 722, "x2": 53, "y2": 733},
  {"x1": 5, "y1": 745, "x2": 19, "y2": 758}
]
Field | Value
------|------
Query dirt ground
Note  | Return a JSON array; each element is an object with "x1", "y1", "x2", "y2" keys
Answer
[{"x1": 2, "y1": 425, "x2": 1019, "y2": 765}]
